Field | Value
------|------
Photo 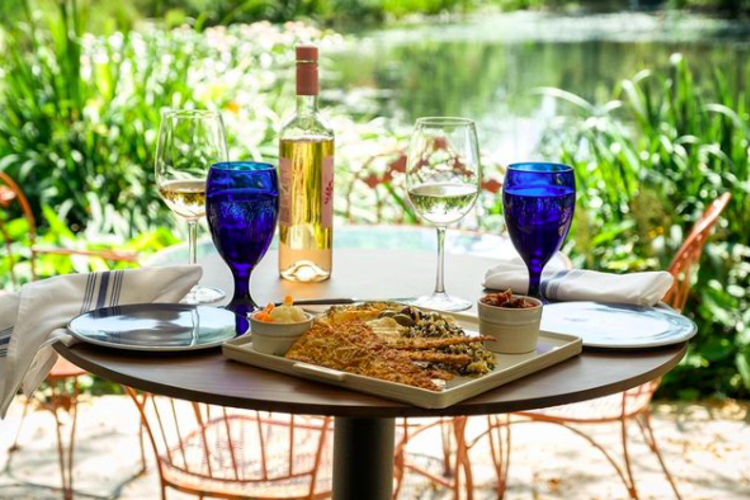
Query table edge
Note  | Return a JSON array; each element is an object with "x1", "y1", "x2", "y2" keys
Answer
[{"x1": 54, "y1": 342, "x2": 686, "y2": 418}]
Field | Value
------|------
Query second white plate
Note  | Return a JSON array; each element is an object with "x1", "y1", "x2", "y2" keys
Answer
[{"x1": 541, "y1": 301, "x2": 697, "y2": 349}]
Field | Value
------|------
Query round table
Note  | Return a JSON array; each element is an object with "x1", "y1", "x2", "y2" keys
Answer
[{"x1": 55, "y1": 241, "x2": 685, "y2": 500}]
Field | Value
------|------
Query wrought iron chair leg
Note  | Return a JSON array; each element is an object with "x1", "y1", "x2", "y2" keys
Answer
[
  {"x1": 452, "y1": 417, "x2": 473, "y2": 500},
  {"x1": 50, "y1": 380, "x2": 74, "y2": 500},
  {"x1": 637, "y1": 410, "x2": 683, "y2": 500},
  {"x1": 475, "y1": 414, "x2": 510, "y2": 500},
  {"x1": 496, "y1": 415, "x2": 511, "y2": 499},
  {"x1": 441, "y1": 418, "x2": 454, "y2": 478},
  {"x1": 620, "y1": 416, "x2": 639, "y2": 500},
  {"x1": 66, "y1": 378, "x2": 80, "y2": 500},
  {"x1": 138, "y1": 418, "x2": 148, "y2": 475},
  {"x1": 8, "y1": 396, "x2": 32, "y2": 453}
]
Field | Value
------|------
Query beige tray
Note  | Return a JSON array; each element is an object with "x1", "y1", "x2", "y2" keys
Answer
[{"x1": 222, "y1": 312, "x2": 582, "y2": 409}]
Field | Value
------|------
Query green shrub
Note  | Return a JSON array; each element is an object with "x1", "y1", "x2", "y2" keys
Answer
[{"x1": 538, "y1": 54, "x2": 750, "y2": 399}]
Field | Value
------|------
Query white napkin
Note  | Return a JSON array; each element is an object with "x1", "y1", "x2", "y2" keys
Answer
[
  {"x1": 0, "y1": 265, "x2": 202, "y2": 418},
  {"x1": 484, "y1": 258, "x2": 673, "y2": 306}
]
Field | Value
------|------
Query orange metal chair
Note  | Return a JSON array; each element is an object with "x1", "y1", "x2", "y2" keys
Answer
[
  {"x1": 124, "y1": 388, "x2": 333, "y2": 500},
  {"x1": 469, "y1": 192, "x2": 731, "y2": 500},
  {"x1": 393, "y1": 417, "x2": 475, "y2": 499},
  {"x1": 1, "y1": 171, "x2": 142, "y2": 499}
]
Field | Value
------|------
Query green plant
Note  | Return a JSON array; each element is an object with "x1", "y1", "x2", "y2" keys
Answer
[{"x1": 537, "y1": 54, "x2": 750, "y2": 399}]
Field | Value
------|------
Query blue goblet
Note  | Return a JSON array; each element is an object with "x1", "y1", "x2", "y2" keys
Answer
[
  {"x1": 206, "y1": 162, "x2": 279, "y2": 326},
  {"x1": 502, "y1": 162, "x2": 576, "y2": 299}
]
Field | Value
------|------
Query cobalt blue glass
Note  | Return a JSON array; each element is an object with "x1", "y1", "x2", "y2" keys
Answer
[
  {"x1": 502, "y1": 162, "x2": 576, "y2": 299},
  {"x1": 206, "y1": 162, "x2": 279, "y2": 328}
]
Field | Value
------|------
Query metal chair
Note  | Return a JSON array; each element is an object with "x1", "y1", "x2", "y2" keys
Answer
[
  {"x1": 394, "y1": 417, "x2": 475, "y2": 499},
  {"x1": 124, "y1": 388, "x2": 333, "y2": 500},
  {"x1": 469, "y1": 192, "x2": 731, "y2": 500},
  {"x1": 1, "y1": 171, "x2": 142, "y2": 499}
]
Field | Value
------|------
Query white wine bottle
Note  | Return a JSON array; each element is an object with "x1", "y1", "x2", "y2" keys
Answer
[{"x1": 278, "y1": 45, "x2": 334, "y2": 283}]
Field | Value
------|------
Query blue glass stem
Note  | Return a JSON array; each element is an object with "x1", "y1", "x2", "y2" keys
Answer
[
  {"x1": 229, "y1": 269, "x2": 257, "y2": 311},
  {"x1": 527, "y1": 267, "x2": 542, "y2": 299}
]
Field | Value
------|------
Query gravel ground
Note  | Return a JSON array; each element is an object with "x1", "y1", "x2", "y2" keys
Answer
[{"x1": 0, "y1": 396, "x2": 747, "y2": 499}]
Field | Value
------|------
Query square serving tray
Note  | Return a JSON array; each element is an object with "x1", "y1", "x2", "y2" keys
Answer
[{"x1": 222, "y1": 312, "x2": 582, "y2": 409}]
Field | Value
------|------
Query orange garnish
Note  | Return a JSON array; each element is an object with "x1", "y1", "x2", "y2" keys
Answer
[
  {"x1": 254, "y1": 312, "x2": 274, "y2": 322},
  {"x1": 283, "y1": 295, "x2": 294, "y2": 306}
]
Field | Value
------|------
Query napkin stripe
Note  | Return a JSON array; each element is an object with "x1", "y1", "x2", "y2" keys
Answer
[
  {"x1": 80, "y1": 273, "x2": 96, "y2": 313},
  {"x1": 110, "y1": 270, "x2": 124, "y2": 306},
  {"x1": 0, "y1": 328, "x2": 10, "y2": 357},
  {"x1": 95, "y1": 272, "x2": 112, "y2": 310},
  {"x1": 541, "y1": 269, "x2": 569, "y2": 300}
]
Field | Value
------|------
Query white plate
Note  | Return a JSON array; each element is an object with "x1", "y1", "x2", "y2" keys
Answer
[
  {"x1": 541, "y1": 301, "x2": 697, "y2": 349},
  {"x1": 67, "y1": 304, "x2": 247, "y2": 352}
]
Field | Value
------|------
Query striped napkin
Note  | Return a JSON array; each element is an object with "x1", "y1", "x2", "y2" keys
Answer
[
  {"x1": 483, "y1": 258, "x2": 673, "y2": 306},
  {"x1": 0, "y1": 265, "x2": 201, "y2": 418}
]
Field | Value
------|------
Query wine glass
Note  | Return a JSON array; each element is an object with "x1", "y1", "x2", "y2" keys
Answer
[
  {"x1": 405, "y1": 117, "x2": 481, "y2": 312},
  {"x1": 155, "y1": 109, "x2": 228, "y2": 304},
  {"x1": 206, "y1": 162, "x2": 279, "y2": 326},
  {"x1": 502, "y1": 162, "x2": 576, "y2": 299}
]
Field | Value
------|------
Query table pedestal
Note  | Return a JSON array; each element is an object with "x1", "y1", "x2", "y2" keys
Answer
[{"x1": 333, "y1": 417, "x2": 395, "y2": 500}]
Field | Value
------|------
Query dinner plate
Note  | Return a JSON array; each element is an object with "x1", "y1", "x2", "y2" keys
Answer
[
  {"x1": 67, "y1": 304, "x2": 245, "y2": 352},
  {"x1": 540, "y1": 301, "x2": 697, "y2": 349}
]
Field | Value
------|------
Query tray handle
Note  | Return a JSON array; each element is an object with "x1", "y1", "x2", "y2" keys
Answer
[{"x1": 292, "y1": 363, "x2": 347, "y2": 382}]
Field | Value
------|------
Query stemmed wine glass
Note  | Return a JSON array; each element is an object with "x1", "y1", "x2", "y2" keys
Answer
[
  {"x1": 155, "y1": 109, "x2": 228, "y2": 304},
  {"x1": 405, "y1": 117, "x2": 481, "y2": 312},
  {"x1": 206, "y1": 162, "x2": 279, "y2": 325},
  {"x1": 502, "y1": 162, "x2": 576, "y2": 299}
]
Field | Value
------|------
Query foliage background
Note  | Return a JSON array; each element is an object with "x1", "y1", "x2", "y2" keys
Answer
[{"x1": 0, "y1": 0, "x2": 748, "y2": 400}]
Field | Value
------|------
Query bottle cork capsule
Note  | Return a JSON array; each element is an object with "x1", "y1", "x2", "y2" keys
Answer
[
  {"x1": 296, "y1": 45, "x2": 318, "y2": 62},
  {"x1": 296, "y1": 45, "x2": 319, "y2": 96}
]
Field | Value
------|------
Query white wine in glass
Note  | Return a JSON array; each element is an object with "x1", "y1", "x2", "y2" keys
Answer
[
  {"x1": 158, "y1": 179, "x2": 208, "y2": 220},
  {"x1": 407, "y1": 182, "x2": 478, "y2": 226},
  {"x1": 406, "y1": 117, "x2": 481, "y2": 312},
  {"x1": 155, "y1": 109, "x2": 228, "y2": 304}
]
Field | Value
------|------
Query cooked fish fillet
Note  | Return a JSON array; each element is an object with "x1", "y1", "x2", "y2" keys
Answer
[
  {"x1": 404, "y1": 351, "x2": 472, "y2": 365},
  {"x1": 285, "y1": 320, "x2": 441, "y2": 391},
  {"x1": 390, "y1": 336, "x2": 495, "y2": 350}
]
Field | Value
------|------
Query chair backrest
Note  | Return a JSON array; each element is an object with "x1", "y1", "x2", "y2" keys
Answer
[
  {"x1": 124, "y1": 388, "x2": 332, "y2": 499},
  {"x1": 663, "y1": 192, "x2": 731, "y2": 312},
  {"x1": 624, "y1": 193, "x2": 731, "y2": 409},
  {"x1": 0, "y1": 171, "x2": 38, "y2": 285}
]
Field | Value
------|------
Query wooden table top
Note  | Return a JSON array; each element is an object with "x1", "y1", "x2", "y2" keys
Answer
[{"x1": 55, "y1": 247, "x2": 686, "y2": 418}]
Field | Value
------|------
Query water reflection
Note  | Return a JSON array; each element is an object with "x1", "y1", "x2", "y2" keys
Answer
[{"x1": 329, "y1": 12, "x2": 750, "y2": 162}]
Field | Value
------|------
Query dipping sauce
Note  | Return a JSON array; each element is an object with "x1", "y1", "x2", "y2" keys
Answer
[{"x1": 480, "y1": 290, "x2": 537, "y2": 309}]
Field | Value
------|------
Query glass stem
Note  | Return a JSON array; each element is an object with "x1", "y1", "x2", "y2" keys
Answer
[
  {"x1": 187, "y1": 219, "x2": 198, "y2": 266},
  {"x1": 232, "y1": 270, "x2": 255, "y2": 306},
  {"x1": 528, "y1": 268, "x2": 542, "y2": 299},
  {"x1": 228, "y1": 269, "x2": 257, "y2": 318},
  {"x1": 434, "y1": 226, "x2": 447, "y2": 296}
]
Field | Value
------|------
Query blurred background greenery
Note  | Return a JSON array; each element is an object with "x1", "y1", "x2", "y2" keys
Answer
[{"x1": 0, "y1": 0, "x2": 748, "y2": 400}]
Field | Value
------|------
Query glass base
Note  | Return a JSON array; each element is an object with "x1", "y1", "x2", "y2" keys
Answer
[
  {"x1": 181, "y1": 285, "x2": 225, "y2": 305},
  {"x1": 407, "y1": 293, "x2": 473, "y2": 312}
]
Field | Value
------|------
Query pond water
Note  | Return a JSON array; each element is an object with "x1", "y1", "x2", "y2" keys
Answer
[{"x1": 328, "y1": 11, "x2": 750, "y2": 163}]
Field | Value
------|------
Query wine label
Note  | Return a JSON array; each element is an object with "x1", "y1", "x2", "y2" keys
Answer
[
  {"x1": 322, "y1": 155, "x2": 334, "y2": 229},
  {"x1": 279, "y1": 157, "x2": 292, "y2": 226}
]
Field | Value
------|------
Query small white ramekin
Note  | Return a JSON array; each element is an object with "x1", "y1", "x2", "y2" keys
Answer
[
  {"x1": 249, "y1": 313, "x2": 314, "y2": 356},
  {"x1": 477, "y1": 296, "x2": 543, "y2": 354}
]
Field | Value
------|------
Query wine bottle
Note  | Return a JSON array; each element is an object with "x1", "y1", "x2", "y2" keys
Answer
[{"x1": 278, "y1": 45, "x2": 334, "y2": 282}]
